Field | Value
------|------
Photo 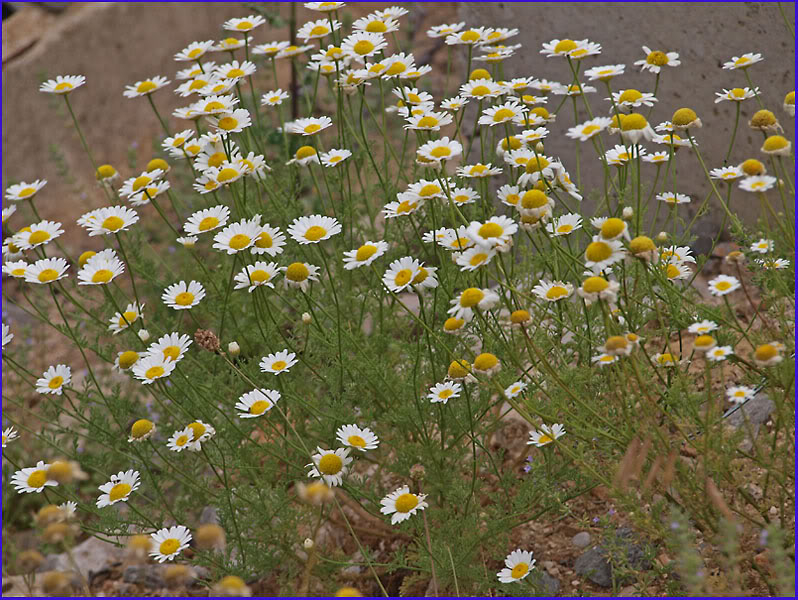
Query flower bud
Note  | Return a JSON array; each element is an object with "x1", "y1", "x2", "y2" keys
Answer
[
  {"x1": 303, "y1": 537, "x2": 315, "y2": 550},
  {"x1": 138, "y1": 329, "x2": 151, "y2": 342},
  {"x1": 622, "y1": 206, "x2": 634, "y2": 219},
  {"x1": 657, "y1": 231, "x2": 668, "y2": 242},
  {"x1": 302, "y1": 312, "x2": 312, "y2": 324},
  {"x1": 227, "y1": 341, "x2": 240, "y2": 356},
  {"x1": 534, "y1": 142, "x2": 545, "y2": 154}
]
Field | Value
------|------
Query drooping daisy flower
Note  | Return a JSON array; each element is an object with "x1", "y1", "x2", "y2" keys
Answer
[
  {"x1": 427, "y1": 381, "x2": 462, "y2": 404},
  {"x1": 234, "y1": 261, "x2": 281, "y2": 292},
  {"x1": 40, "y1": 75, "x2": 86, "y2": 94},
  {"x1": 127, "y1": 418, "x2": 155, "y2": 442},
  {"x1": 259, "y1": 350, "x2": 298, "y2": 375},
  {"x1": 282, "y1": 261, "x2": 320, "y2": 292},
  {"x1": 343, "y1": 240, "x2": 389, "y2": 270},
  {"x1": 132, "y1": 354, "x2": 176, "y2": 384},
  {"x1": 162, "y1": 280, "x2": 206, "y2": 310},
  {"x1": 96, "y1": 470, "x2": 140, "y2": 508},
  {"x1": 2, "y1": 426, "x2": 19, "y2": 447},
  {"x1": 634, "y1": 46, "x2": 680, "y2": 73},
  {"x1": 235, "y1": 389, "x2": 280, "y2": 419},
  {"x1": 380, "y1": 486, "x2": 428, "y2": 524},
  {"x1": 726, "y1": 386, "x2": 755, "y2": 404},
  {"x1": 760, "y1": 135, "x2": 791, "y2": 156},
  {"x1": 186, "y1": 420, "x2": 215, "y2": 450},
  {"x1": 307, "y1": 447, "x2": 352, "y2": 486},
  {"x1": 36, "y1": 365, "x2": 71, "y2": 396},
  {"x1": 497, "y1": 549, "x2": 536, "y2": 583},
  {"x1": 336, "y1": 424, "x2": 379, "y2": 452},
  {"x1": 212, "y1": 219, "x2": 261, "y2": 254},
  {"x1": 123, "y1": 76, "x2": 170, "y2": 98},
  {"x1": 619, "y1": 112, "x2": 656, "y2": 144},
  {"x1": 11, "y1": 461, "x2": 58, "y2": 493},
  {"x1": 150, "y1": 526, "x2": 192, "y2": 563},
  {"x1": 528, "y1": 423, "x2": 566, "y2": 447},
  {"x1": 288, "y1": 215, "x2": 341, "y2": 244},
  {"x1": 532, "y1": 280, "x2": 574, "y2": 302},
  {"x1": 472, "y1": 352, "x2": 501, "y2": 376},
  {"x1": 723, "y1": 52, "x2": 763, "y2": 70},
  {"x1": 707, "y1": 274, "x2": 740, "y2": 296}
]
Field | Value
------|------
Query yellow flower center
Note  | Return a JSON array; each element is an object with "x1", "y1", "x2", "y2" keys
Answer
[
  {"x1": 254, "y1": 231, "x2": 273, "y2": 249},
  {"x1": 130, "y1": 418, "x2": 152, "y2": 437},
  {"x1": 296, "y1": 146, "x2": 317, "y2": 160},
  {"x1": 444, "y1": 317, "x2": 465, "y2": 331},
  {"x1": 353, "y1": 40, "x2": 375, "y2": 55},
  {"x1": 218, "y1": 117, "x2": 239, "y2": 131},
  {"x1": 393, "y1": 268, "x2": 413, "y2": 286},
  {"x1": 48, "y1": 376, "x2": 64, "y2": 389},
  {"x1": 493, "y1": 108, "x2": 515, "y2": 122},
  {"x1": 511, "y1": 562, "x2": 530, "y2": 579},
  {"x1": 352, "y1": 244, "x2": 377, "y2": 262},
  {"x1": 198, "y1": 216, "x2": 220, "y2": 231},
  {"x1": 28, "y1": 230, "x2": 51, "y2": 245},
  {"x1": 605, "y1": 336, "x2": 628, "y2": 352},
  {"x1": 187, "y1": 47, "x2": 204, "y2": 58},
  {"x1": 754, "y1": 344, "x2": 778, "y2": 361},
  {"x1": 586, "y1": 241, "x2": 612, "y2": 262},
  {"x1": 629, "y1": 236, "x2": 655, "y2": 254},
  {"x1": 228, "y1": 233, "x2": 251, "y2": 249},
  {"x1": 304, "y1": 225, "x2": 327, "y2": 241},
  {"x1": 521, "y1": 189, "x2": 548, "y2": 208},
  {"x1": 750, "y1": 109, "x2": 777, "y2": 128},
  {"x1": 348, "y1": 434, "x2": 367, "y2": 447},
  {"x1": 249, "y1": 269, "x2": 271, "y2": 283},
  {"x1": 734, "y1": 56, "x2": 751, "y2": 66},
  {"x1": 27, "y1": 470, "x2": 48, "y2": 488},
  {"x1": 91, "y1": 269, "x2": 114, "y2": 284},
  {"x1": 556, "y1": 224, "x2": 573, "y2": 234},
  {"x1": 145, "y1": 366, "x2": 165, "y2": 379},
  {"x1": 470, "y1": 85, "x2": 491, "y2": 97},
  {"x1": 469, "y1": 164, "x2": 488, "y2": 175},
  {"x1": 385, "y1": 62, "x2": 405, "y2": 76},
  {"x1": 318, "y1": 453, "x2": 343, "y2": 475},
  {"x1": 136, "y1": 81, "x2": 157, "y2": 94},
  {"x1": 438, "y1": 389, "x2": 454, "y2": 399},
  {"x1": 657, "y1": 353, "x2": 676, "y2": 365},
  {"x1": 101, "y1": 215, "x2": 125, "y2": 231},
  {"x1": 250, "y1": 400, "x2": 271, "y2": 414},
  {"x1": 189, "y1": 79, "x2": 209, "y2": 90},
  {"x1": 270, "y1": 360, "x2": 287, "y2": 371},
  {"x1": 600, "y1": 218, "x2": 625, "y2": 239},
  {"x1": 160, "y1": 345, "x2": 179, "y2": 361},
  {"x1": 461, "y1": 30, "x2": 481, "y2": 43},
  {"x1": 546, "y1": 285, "x2": 568, "y2": 299},
  {"x1": 305, "y1": 123, "x2": 323, "y2": 135},
  {"x1": 132, "y1": 175, "x2": 151, "y2": 191},
  {"x1": 672, "y1": 108, "x2": 698, "y2": 127},
  {"x1": 460, "y1": 287, "x2": 485, "y2": 307},
  {"x1": 286, "y1": 262, "x2": 310, "y2": 281},
  {"x1": 583, "y1": 276, "x2": 609, "y2": 293},
  {"x1": 365, "y1": 21, "x2": 387, "y2": 33},
  {"x1": 478, "y1": 222, "x2": 503, "y2": 239},
  {"x1": 714, "y1": 281, "x2": 732, "y2": 291},
  {"x1": 554, "y1": 39, "x2": 577, "y2": 54},
  {"x1": 665, "y1": 264, "x2": 682, "y2": 279},
  {"x1": 511, "y1": 309, "x2": 530, "y2": 323},
  {"x1": 418, "y1": 184, "x2": 441, "y2": 197},
  {"x1": 525, "y1": 156, "x2": 550, "y2": 174},
  {"x1": 695, "y1": 335, "x2": 715, "y2": 349},
  {"x1": 417, "y1": 116, "x2": 439, "y2": 128},
  {"x1": 763, "y1": 135, "x2": 788, "y2": 151},
  {"x1": 236, "y1": 20, "x2": 253, "y2": 30},
  {"x1": 448, "y1": 359, "x2": 470, "y2": 378},
  {"x1": 118, "y1": 310, "x2": 138, "y2": 326},
  {"x1": 469, "y1": 253, "x2": 489, "y2": 266},
  {"x1": 174, "y1": 291, "x2": 196, "y2": 306},
  {"x1": 622, "y1": 113, "x2": 648, "y2": 131},
  {"x1": 37, "y1": 269, "x2": 59, "y2": 282},
  {"x1": 175, "y1": 434, "x2": 190, "y2": 447},
  {"x1": 505, "y1": 193, "x2": 520, "y2": 205},
  {"x1": 96, "y1": 164, "x2": 116, "y2": 179},
  {"x1": 426, "y1": 146, "x2": 451, "y2": 160},
  {"x1": 109, "y1": 482, "x2": 132, "y2": 501},
  {"x1": 646, "y1": 50, "x2": 669, "y2": 66},
  {"x1": 188, "y1": 422, "x2": 206, "y2": 440},
  {"x1": 159, "y1": 539, "x2": 181, "y2": 555},
  {"x1": 395, "y1": 492, "x2": 419, "y2": 512}
]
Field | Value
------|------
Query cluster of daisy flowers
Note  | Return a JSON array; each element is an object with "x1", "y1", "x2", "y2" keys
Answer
[{"x1": 2, "y1": 1, "x2": 794, "y2": 594}]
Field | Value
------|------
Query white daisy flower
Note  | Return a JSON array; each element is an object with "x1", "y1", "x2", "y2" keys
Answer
[
  {"x1": 115, "y1": 350, "x2": 140, "y2": 372},
  {"x1": 2, "y1": 204, "x2": 17, "y2": 223},
  {"x1": 427, "y1": 22, "x2": 466, "y2": 38},
  {"x1": 336, "y1": 424, "x2": 379, "y2": 452},
  {"x1": 127, "y1": 180, "x2": 170, "y2": 207},
  {"x1": 540, "y1": 38, "x2": 588, "y2": 58},
  {"x1": 504, "y1": 381, "x2": 527, "y2": 399},
  {"x1": 456, "y1": 163, "x2": 502, "y2": 178},
  {"x1": 446, "y1": 27, "x2": 493, "y2": 46},
  {"x1": 656, "y1": 192, "x2": 691, "y2": 205},
  {"x1": 2, "y1": 426, "x2": 19, "y2": 448},
  {"x1": 710, "y1": 166, "x2": 743, "y2": 180},
  {"x1": 186, "y1": 420, "x2": 215, "y2": 449},
  {"x1": 466, "y1": 216, "x2": 517, "y2": 250},
  {"x1": 566, "y1": 116, "x2": 613, "y2": 141},
  {"x1": 215, "y1": 60, "x2": 257, "y2": 80},
  {"x1": 440, "y1": 95, "x2": 469, "y2": 111},
  {"x1": 251, "y1": 41, "x2": 289, "y2": 57},
  {"x1": 248, "y1": 219, "x2": 286, "y2": 257},
  {"x1": 145, "y1": 332, "x2": 192, "y2": 363},
  {"x1": 584, "y1": 238, "x2": 626, "y2": 272},
  {"x1": 722, "y1": 52, "x2": 763, "y2": 70},
  {"x1": 11, "y1": 461, "x2": 58, "y2": 493},
  {"x1": 448, "y1": 287, "x2": 500, "y2": 322},
  {"x1": 380, "y1": 485, "x2": 428, "y2": 524},
  {"x1": 40, "y1": 75, "x2": 86, "y2": 94},
  {"x1": 653, "y1": 352, "x2": 682, "y2": 367},
  {"x1": 593, "y1": 353, "x2": 620, "y2": 366},
  {"x1": 497, "y1": 184, "x2": 522, "y2": 208},
  {"x1": 497, "y1": 549, "x2": 536, "y2": 583},
  {"x1": 23, "y1": 257, "x2": 69, "y2": 285},
  {"x1": 35, "y1": 364, "x2": 71, "y2": 395},
  {"x1": 428, "y1": 379, "x2": 464, "y2": 403},
  {"x1": 287, "y1": 215, "x2": 342, "y2": 244},
  {"x1": 150, "y1": 525, "x2": 192, "y2": 563},
  {"x1": 707, "y1": 275, "x2": 740, "y2": 296},
  {"x1": 81, "y1": 206, "x2": 140, "y2": 236},
  {"x1": 404, "y1": 110, "x2": 453, "y2": 131},
  {"x1": 276, "y1": 44, "x2": 314, "y2": 59},
  {"x1": 184, "y1": 205, "x2": 230, "y2": 236},
  {"x1": 532, "y1": 280, "x2": 574, "y2": 302},
  {"x1": 6, "y1": 180, "x2": 47, "y2": 202},
  {"x1": 298, "y1": 18, "x2": 341, "y2": 41},
  {"x1": 213, "y1": 219, "x2": 261, "y2": 254},
  {"x1": 3, "y1": 260, "x2": 28, "y2": 279},
  {"x1": 577, "y1": 276, "x2": 620, "y2": 305},
  {"x1": 109, "y1": 302, "x2": 144, "y2": 335},
  {"x1": 528, "y1": 423, "x2": 566, "y2": 447},
  {"x1": 478, "y1": 100, "x2": 526, "y2": 126},
  {"x1": 12, "y1": 220, "x2": 64, "y2": 250},
  {"x1": 383, "y1": 256, "x2": 421, "y2": 293},
  {"x1": 352, "y1": 14, "x2": 399, "y2": 34},
  {"x1": 234, "y1": 261, "x2": 281, "y2": 292},
  {"x1": 585, "y1": 64, "x2": 625, "y2": 81},
  {"x1": 286, "y1": 116, "x2": 334, "y2": 136},
  {"x1": 132, "y1": 354, "x2": 176, "y2": 384},
  {"x1": 167, "y1": 427, "x2": 195, "y2": 453},
  {"x1": 707, "y1": 345, "x2": 733, "y2": 362},
  {"x1": 123, "y1": 75, "x2": 170, "y2": 98},
  {"x1": 545, "y1": 213, "x2": 582, "y2": 236},
  {"x1": 282, "y1": 261, "x2": 320, "y2": 292},
  {"x1": 438, "y1": 227, "x2": 476, "y2": 252},
  {"x1": 342, "y1": 32, "x2": 387, "y2": 61},
  {"x1": 77, "y1": 253, "x2": 125, "y2": 286},
  {"x1": 688, "y1": 320, "x2": 718, "y2": 335},
  {"x1": 96, "y1": 470, "x2": 140, "y2": 508},
  {"x1": 739, "y1": 175, "x2": 777, "y2": 193},
  {"x1": 162, "y1": 280, "x2": 206, "y2": 310},
  {"x1": 757, "y1": 257, "x2": 790, "y2": 270},
  {"x1": 321, "y1": 148, "x2": 352, "y2": 167},
  {"x1": 726, "y1": 386, "x2": 755, "y2": 404},
  {"x1": 175, "y1": 40, "x2": 214, "y2": 61},
  {"x1": 307, "y1": 447, "x2": 352, "y2": 486},
  {"x1": 456, "y1": 247, "x2": 497, "y2": 272},
  {"x1": 715, "y1": 87, "x2": 758, "y2": 103},
  {"x1": 208, "y1": 108, "x2": 252, "y2": 133},
  {"x1": 634, "y1": 46, "x2": 680, "y2": 73},
  {"x1": 343, "y1": 240, "x2": 389, "y2": 270},
  {"x1": 750, "y1": 238, "x2": 774, "y2": 254},
  {"x1": 223, "y1": 15, "x2": 266, "y2": 31},
  {"x1": 304, "y1": 2, "x2": 345, "y2": 12},
  {"x1": 286, "y1": 145, "x2": 321, "y2": 166},
  {"x1": 260, "y1": 350, "x2": 298, "y2": 375},
  {"x1": 236, "y1": 389, "x2": 280, "y2": 418},
  {"x1": 417, "y1": 137, "x2": 463, "y2": 164},
  {"x1": 261, "y1": 89, "x2": 290, "y2": 106},
  {"x1": 610, "y1": 89, "x2": 658, "y2": 110}
]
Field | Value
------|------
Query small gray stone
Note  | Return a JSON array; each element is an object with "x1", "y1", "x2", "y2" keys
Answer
[
  {"x1": 726, "y1": 393, "x2": 774, "y2": 429},
  {"x1": 123, "y1": 565, "x2": 165, "y2": 588},
  {"x1": 528, "y1": 570, "x2": 560, "y2": 596},
  {"x1": 572, "y1": 532, "x2": 592, "y2": 548},
  {"x1": 573, "y1": 528, "x2": 651, "y2": 588}
]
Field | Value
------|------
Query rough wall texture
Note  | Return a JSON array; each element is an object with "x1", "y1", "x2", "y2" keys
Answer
[{"x1": 459, "y1": 2, "x2": 795, "y2": 240}]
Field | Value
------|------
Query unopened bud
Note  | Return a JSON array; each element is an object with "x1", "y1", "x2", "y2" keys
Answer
[
  {"x1": 228, "y1": 341, "x2": 240, "y2": 356},
  {"x1": 302, "y1": 312, "x2": 312, "y2": 324},
  {"x1": 535, "y1": 142, "x2": 545, "y2": 154},
  {"x1": 622, "y1": 206, "x2": 634, "y2": 219},
  {"x1": 657, "y1": 231, "x2": 668, "y2": 242},
  {"x1": 138, "y1": 329, "x2": 150, "y2": 342},
  {"x1": 303, "y1": 537, "x2": 314, "y2": 550}
]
